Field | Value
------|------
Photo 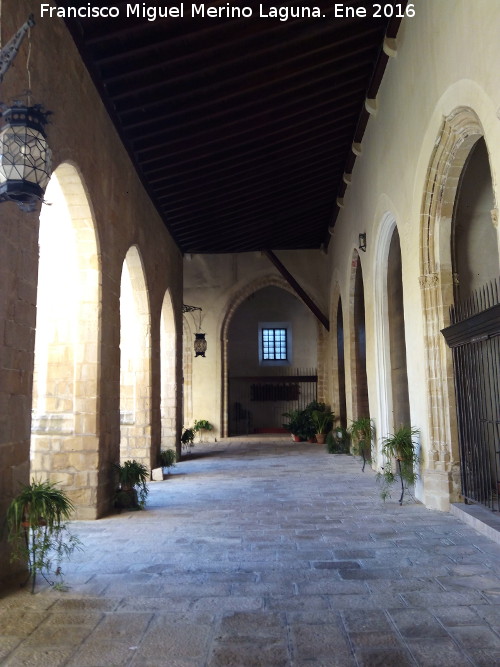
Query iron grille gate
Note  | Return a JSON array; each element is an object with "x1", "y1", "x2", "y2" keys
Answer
[
  {"x1": 228, "y1": 368, "x2": 317, "y2": 435},
  {"x1": 441, "y1": 278, "x2": 500, "y2": 511}
]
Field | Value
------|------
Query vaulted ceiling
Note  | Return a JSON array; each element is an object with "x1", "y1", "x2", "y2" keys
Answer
[{"x1": 60, "y1": 1, "x2": 404, "y2": 253}]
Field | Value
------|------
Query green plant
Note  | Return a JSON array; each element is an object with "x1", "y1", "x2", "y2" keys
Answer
[
  {"x1": 282, "y1": 409, "x2": 303, "y2": 438},
  {"x1": 326, "y1": 426, "x2": 351, "y2": 454},
  {"x1": 282, "y1": 408, "x2": 315, "y2": 440},
  {"x1": 311, "y1": 409, "x2": 335, "y2": 434},
  {"x1": 193, "y1": 419, "x2": 213, "y2": 442},
  {"x1": 304, "y1": 400, "x2": 327, "y2": 414},
  {"x1": 113, "y1": 459, "x2": 149, "y2": 509},
  {"x1": 303, "y1": 401, "x2": 330, "y2": 440},
  {"x1": 159, "y1": 448, "x2": 177, "y2": 472},
  {"x1": 193, "y1": 419, "x2": 212, "y2": 432},
  {"x1": 181, "y1": 427, "x2": 195, "y2": 453},
  {"x1": 377, "y1": 426, "x2": 421, "y2": 504},
  {"x1": 349, "y1": 417, "x2": 375, "y2": 471},
  {"x1": 6, "y1": 479, "x2": 82, "y2": 593}
]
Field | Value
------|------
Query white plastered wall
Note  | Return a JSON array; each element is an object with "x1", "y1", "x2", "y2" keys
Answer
[{"x1": 327, "y1": 0, "x2": 500, "y2": 510}]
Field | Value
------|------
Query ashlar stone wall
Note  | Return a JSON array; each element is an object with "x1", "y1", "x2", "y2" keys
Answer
[{"x1": 0, "y1": 0, "x2": 183, "y2": 580}]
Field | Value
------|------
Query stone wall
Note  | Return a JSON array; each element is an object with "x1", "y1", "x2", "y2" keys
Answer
[{"x1": 0, "y1": 0, "x2": 183, "y2": 579}]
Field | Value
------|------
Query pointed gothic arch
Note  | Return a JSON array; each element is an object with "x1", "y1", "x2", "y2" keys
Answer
[
  {"x1": 329, "y1": 283, "x2": 347, "y2": 429},
  {"x1": 419, "y1": 106, "x2": 497, "y2": 509},
  {"x1": 220, "y1": 275, "x2": 299, "y2": 437},
  {"x1": 349, "y1": 250, "x2": 369, "y2": 421}
]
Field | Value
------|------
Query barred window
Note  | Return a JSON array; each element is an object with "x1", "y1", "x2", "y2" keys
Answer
[{"x1": 262, "y1": 328, "x2": 287, "y2": 361}]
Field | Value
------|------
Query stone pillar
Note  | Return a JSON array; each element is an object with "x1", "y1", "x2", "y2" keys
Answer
[
  {"x1": 419, "y1": 272, "x2": 461, "y2": 511},
  {"x1": 0, "y1": 203, "x2": 40, "y2": 576}
]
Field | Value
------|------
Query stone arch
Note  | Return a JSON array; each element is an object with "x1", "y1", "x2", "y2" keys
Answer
[
  {"x1": 373, "y1": 213, "x2": 397, "y2": 452},
  {"x1": 329, "y1": 282, "x2": 347, "y2": 428},
  {"x1": 349, "y1": 250, "x2": 369, "y2": 421},
  {"x1": 220, "y1": 274, "x2": 297, "y2": 437},
  {"x1": 419, "y1": 106, "x2": 492, "y2": 508},
  {"x1": 119, "y1": 245, "x2": 152, "y2": 466},
  {"x1": 373, "y1": 214, "x2": 410, "y2": 444},
  {"x1": 182, "y1": 315, "x2": 194, "y2": 428},
  {"x1": 31, "y1": 162, "x2": 101, "y2": 519},
  {"x1": 160, "y1": 289, "x2": 177, "y2": 451}
]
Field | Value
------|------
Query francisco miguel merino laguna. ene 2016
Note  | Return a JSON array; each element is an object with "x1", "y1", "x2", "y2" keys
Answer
[{"x1": 39, "y1": 3, "x2": 327, "y2": 22}]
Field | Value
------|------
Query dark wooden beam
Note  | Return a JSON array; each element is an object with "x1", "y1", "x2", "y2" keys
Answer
[{"x1": 264, "y1": 250, "x2": 329, "y2": 331}]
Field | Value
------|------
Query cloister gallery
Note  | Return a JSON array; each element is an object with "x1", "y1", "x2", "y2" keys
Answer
[{"x1": 1, "y1": 0, "x2": 500, "y2": 583}]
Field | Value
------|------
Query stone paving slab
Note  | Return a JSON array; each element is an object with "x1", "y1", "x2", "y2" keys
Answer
[{"x1": 2, "y1": 437, "x2": 500, "y2": 665}]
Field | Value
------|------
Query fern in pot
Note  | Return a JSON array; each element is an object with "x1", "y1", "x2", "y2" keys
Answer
[
  {"x1": 113, "y1": 459, "x2": 149, "y2": 509},
  {"x1": 6, "y1": 479, "x2": 82, "y2": 593},
  {"x1": 159, "y1": 448, "x2": 177, "y2": 477},
  {"x1": 349, "y1": 417, "x2": 375, "y2": 471},
  {"x1": 378, "y1": 425, "x2": 420, "y2": 504}
]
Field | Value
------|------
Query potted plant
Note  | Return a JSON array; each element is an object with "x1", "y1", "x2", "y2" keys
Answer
[
  {"x1": 6, "y1": 478, "x2": 82, "y2": 593},
  {"x1": 311, "y1": 409, "x2": 335, "y2": 444},
  {"x1": 181, "y1": 427, "x2": 195, "y2": 453},
  {"x1": 113, "y1": 459, "x2": 149, "y2": 510},
  {"x1": 326, "y1": 426, "x2": 351, "y2": 454},
  {"x1": 282, "y1": 409, "x2": 305, "y2": 441},
  {"x1": 193, "y1": 419, "x2": 213, "y2": 442},
  {"x1": 349, "y1": 417, "x2": 375, "y2": 471},
  {"x1": 159, "y1": 448, "x2": 176, "y2": 477},
  {"x1": 378, "y1": 425, "x2": 420, "y2": 504}
]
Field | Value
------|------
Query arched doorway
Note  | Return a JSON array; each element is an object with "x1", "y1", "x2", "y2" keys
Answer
[
  {"x1": 160, "y1": 290, "x2": 176, "y2": 450},
  {"x1": 226, "y1": 284, "x2": 318, "y2": 435},
  {"x1": 31, "y1": 164, "x2": 100, "y2": 519},
  {"x1": 421, "y1": 107, "x2": 499, "y2": 510},
  {"x1": 387, "y1": 228, "x2": 410, "y2": 429},
  {"x1": 335, "y1": 296, "x2": 347, "y2": 428},
  {"x1": 442, "y1": 136, "x2": 500, "y2": 509},
  {"x1": 350, "y1": 251, "x2": 369, "y2": 420},
  {"x1": 119, "y1": 247, "x2": 151, "y2": 466}
]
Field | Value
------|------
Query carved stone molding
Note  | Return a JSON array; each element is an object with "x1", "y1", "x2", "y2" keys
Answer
[
  {"x1": 419, "y1": 273, "x2": 439, "y2": 289},
  {"x1": 491, "y1": 208, "x2": 499, "y2": 228}
]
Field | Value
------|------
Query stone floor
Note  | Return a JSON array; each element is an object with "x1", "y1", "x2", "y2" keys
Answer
[{"x1": 3, "y1": 436, "x2": 500, "y2": 666}]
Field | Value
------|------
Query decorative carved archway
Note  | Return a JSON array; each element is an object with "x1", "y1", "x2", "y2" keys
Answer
[{"x1": 419, "y1": 107, "x2": 488, "y2": 509}]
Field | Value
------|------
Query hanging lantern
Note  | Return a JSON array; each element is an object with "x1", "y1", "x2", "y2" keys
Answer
[
  {"x1": 194, "y1": 332, "x2": 207, "y2": 357},
  {"x1": 0, "y1": 103, "x2": 52, "y2": 211}
]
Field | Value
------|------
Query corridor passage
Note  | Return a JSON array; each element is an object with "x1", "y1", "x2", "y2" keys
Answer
[{"x1": 2, "y1": 437, "x2": 500, "y2": 666}]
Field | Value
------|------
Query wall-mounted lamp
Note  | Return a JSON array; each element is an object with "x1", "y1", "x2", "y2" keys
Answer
[
  {"x1": 358, "y1": 233, "x2": 367, "y2": 252},
  {"x1": 0, "y1": 16, "x2": 52, "y2": 211},
  {"x1": 183, "y1": 304, "x2": 207, "y2": 358}
]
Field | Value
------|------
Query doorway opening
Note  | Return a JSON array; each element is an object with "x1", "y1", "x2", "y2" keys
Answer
[
  {"x1": 119, "y1": 247, "x2": 151, "y2": 466},
  {"x1": 31, "y1": 164, "x2": 100, "y2": 518}
]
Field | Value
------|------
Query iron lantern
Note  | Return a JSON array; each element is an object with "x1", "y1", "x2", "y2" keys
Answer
[
  {"x1": 0, "y1": 103, "x2": 52, "y2": 211},
  {"x1": 194, "y1": 332, "x2": 207, "y2": 357},
  {"x1": 358, "y1": 232, "x2": 367, "y2": 252}
]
